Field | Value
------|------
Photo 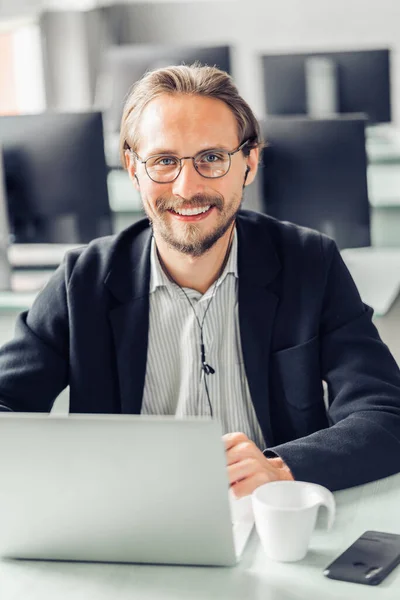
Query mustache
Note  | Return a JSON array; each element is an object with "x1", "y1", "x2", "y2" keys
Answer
[{"x1": 155, "y1": 193, "x2": 224, "y2": 213}]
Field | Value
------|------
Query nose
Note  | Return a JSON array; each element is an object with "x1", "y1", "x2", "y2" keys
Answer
[{"x1": 171, "y1": 158, "x2": 205, "y2": 198}]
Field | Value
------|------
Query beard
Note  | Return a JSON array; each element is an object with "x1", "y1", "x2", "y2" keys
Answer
[{"x1": 142, "y1": 191, "x2": 242, "y2": 257}]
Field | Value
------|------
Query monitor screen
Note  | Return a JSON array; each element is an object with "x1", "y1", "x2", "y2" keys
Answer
[
  {"x1": 96, "y1": 44, "x2": 232, "y2": 135},
  {"x1": 0, "y1": 112, "x2": 112, "y2": 244},
  {"x1": 261, "y1": 49, "x2": 391, "y2": 124}
]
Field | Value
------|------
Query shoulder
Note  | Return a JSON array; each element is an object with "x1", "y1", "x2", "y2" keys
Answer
[
  {"x1": 62, "y1": 218, "x2": 152, "y2": 285},
  {"x1": 237, "y1": 209, "x2": 336, "y2": 263}
]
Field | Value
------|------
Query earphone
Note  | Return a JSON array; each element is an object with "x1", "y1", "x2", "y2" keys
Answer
[{"x1": 243, "y1": 166, "x2": 251, "y2": 187}]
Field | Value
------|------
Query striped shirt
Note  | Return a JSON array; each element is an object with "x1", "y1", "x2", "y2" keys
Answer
[{"x1": 141, "y1": 229, "x2": 266, "y2": 450}]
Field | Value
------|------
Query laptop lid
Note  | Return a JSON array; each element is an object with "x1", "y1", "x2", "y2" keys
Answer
[{"x1": 0, "y1": 414, "x2": 239, "y2": 566}]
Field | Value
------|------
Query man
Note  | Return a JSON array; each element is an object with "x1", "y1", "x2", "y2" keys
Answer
[{"x1": 0, "y1": 64, "x2": 399, "y2": 497}]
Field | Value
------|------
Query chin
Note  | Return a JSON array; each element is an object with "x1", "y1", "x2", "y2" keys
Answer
[{"x1": 168, "y1": 228, "x2": 229, "y2": 257}]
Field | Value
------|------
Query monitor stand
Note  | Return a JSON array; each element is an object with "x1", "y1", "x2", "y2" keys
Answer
[{"x1": 305, "y1": 56, "x2": 338, "y2": 118}]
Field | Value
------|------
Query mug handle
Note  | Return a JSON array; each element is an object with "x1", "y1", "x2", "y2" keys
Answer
[{"x1": 312, "y1": 485, "x2": 336, "y2": 530}]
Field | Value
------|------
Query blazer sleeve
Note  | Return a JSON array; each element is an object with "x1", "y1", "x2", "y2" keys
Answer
[
  {"x1": 266, "y1": 238, "x2": 400, "y2": 491},
  {"x1": 0, "y1": 256, "x2": 73, "y2": 412}
]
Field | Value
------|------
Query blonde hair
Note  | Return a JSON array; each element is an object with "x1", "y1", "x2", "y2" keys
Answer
[{"x1": 119, "y1": 63, "x2": 262, "y2": 167}]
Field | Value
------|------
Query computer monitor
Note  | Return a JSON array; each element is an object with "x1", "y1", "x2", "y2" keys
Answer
[
  {"x1": 259, "y1": 116, "x2": 370, "y2": 250},
  {"x1": 0, "y1": 112, "x2": 112, "y2": 244},
  {"x1": 261, "y1": 49, "x2": 391, "y2": 124},
  {"x1": 0, "y1": 147, "x2": 11, "y2": 289},
  {"x1": 96, "y1": 44, "x2": 232, "y2": 135}
]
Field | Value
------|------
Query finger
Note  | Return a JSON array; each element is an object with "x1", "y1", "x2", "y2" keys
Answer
[
  {"x1": 227, "y1": 457, "x2": 258, "y2": 485},
  {"x1": 223, "y1": 432, "x2": 249, "y2": 451},
  {"x1": 226, "y1": 441, "x2": 261, "y2": 466},
  {"x1": 231, "y1": 472, "x2": 269, "y2": 499}
]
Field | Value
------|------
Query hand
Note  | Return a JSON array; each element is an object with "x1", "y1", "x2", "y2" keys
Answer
[{"x1": 223, "y1": 432, "x2": 294, "y2": 498}]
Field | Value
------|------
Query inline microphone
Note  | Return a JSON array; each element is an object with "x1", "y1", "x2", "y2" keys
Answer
[{"x1": 201, "y1": 343, "x2": 215, "y2": 375}]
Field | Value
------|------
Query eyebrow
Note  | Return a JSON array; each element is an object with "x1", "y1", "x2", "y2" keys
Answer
[{"x1": 144, "y1": 145, "x2": 231, "y2": 157}]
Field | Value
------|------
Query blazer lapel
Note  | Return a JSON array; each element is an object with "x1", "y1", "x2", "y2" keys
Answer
[
  {"x1": 237, "y1": 213, "x2": 281, "y2": 446},
  {"x1": 105, "y1": 223, "x2": 152, "y2": 414}
]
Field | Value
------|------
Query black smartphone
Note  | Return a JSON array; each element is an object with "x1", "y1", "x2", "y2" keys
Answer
[{"x1": 324, "y1": 530, "x2": 400, "y2": 586}]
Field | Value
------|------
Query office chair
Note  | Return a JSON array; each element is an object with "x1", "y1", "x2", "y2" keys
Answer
[
  {"x1": 259, "y1": 115, "x2": 371, "y2": 250},
  {"x1": 259, "y1": 115, "x2": 400, "y2": 316}
]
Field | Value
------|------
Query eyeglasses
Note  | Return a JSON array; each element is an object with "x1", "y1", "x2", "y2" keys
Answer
[{"x1": 128, "y1": 140, "x2": 250, "y2": 184}]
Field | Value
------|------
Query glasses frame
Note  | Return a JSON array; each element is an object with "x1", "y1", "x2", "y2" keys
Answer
[{"x1": 128, "y1": 139, "x2": 250, "y2": 184}]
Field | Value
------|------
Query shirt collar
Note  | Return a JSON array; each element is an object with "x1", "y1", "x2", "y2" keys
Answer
[{"x1": 149, "y1": 228, "x2": 238, "y2": 295}]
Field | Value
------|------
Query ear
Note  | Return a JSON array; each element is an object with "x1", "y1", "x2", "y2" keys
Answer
[
  {"x1": 243, "y1": 146, "x2": 259, "y2": 187},
  {"x1": 125, "y1": 150, "x2": 140, "y2": 192}
]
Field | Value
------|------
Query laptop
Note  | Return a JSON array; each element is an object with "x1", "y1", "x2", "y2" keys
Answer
[{"x1": 0, "y1": 414, "x2": 254, "y2": 566}]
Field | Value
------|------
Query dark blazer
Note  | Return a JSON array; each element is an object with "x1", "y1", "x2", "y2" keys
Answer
[{"x1": 0, "y1": 210, "x2": 400, "y2": 491}]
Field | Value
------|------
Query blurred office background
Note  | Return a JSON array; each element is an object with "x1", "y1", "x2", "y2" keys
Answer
[
  {"x1": 1, "y1": 0, "x2": 400, "y2": 326},
  {"x1": 1, "y1": 0, "x2": 400, "y2": 120}
]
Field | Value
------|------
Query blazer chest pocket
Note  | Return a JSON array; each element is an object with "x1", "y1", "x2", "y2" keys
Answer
[{"x1": 272, "y1": 336, "x2": 324, "y2": 411}]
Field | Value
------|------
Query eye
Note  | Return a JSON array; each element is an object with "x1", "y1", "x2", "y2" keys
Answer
[
  {"x1": 198, "y1": 152, "x2": 226, "y2": 164},
  {"x1": 151, "y1": 156, "x2": 179, "y2": 167},
  {"x1": 160, "y1": 157, "x2": 177, "y2": 166},
  {"x1": 205, "y1": 153, "x2": 219, "y2": 163}
]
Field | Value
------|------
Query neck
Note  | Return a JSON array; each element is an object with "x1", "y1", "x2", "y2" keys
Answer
[{"x1": 155, "y1": 225, "x2": 235, "y2": 294}]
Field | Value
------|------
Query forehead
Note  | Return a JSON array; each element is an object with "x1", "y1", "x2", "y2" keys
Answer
[{"x1": 135, "y1": 94, "x2": 240, "y2": 156}]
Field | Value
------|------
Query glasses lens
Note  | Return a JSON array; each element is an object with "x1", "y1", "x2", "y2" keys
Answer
[
  {"x1": 195, "y1": 150, "x2": 230, "y2": 178},
  {"x1": 146, "y1": 155, "x2": 180, "y2": 182}
]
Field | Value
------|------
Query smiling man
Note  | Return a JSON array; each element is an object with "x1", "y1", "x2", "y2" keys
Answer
[
  {"x1": 124, "y1": 92, "x2": 254, "y2": 291},
  {"x1": 0, "y1": 64, "x2": 400, "y2": 496}
]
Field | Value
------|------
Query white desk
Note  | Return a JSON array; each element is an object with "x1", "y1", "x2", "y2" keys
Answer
[
  {"x1": 8, "y1": 244, "x2": 81, "y2": 269},
  {"x1": 366, "y1": 126, "x2": 400, "y2": 166},
  {"x1": 0, "y1": 270, "x2": 53, "y2": 312},
  {"x1": 365, "y1": 132, "x2": 400, "y2": 247},
  {"x1": 368, "y1": 164, "x2": 400, "y2": 208},
  {"x1": 341, "y1": 247, "x2": 400, "y2": 317},
  {"x1": 0, "y1": 473, "x2": 399, "y2": 599}
]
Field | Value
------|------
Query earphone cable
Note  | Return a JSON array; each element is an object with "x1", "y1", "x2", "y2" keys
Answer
[{"x1": 156, "y1": 226, "x2": 235, "y2": 418}]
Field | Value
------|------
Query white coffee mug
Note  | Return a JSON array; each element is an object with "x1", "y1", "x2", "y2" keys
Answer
[{"x1": 252, "y1": 480, "x2": 335, "y2": 562}]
